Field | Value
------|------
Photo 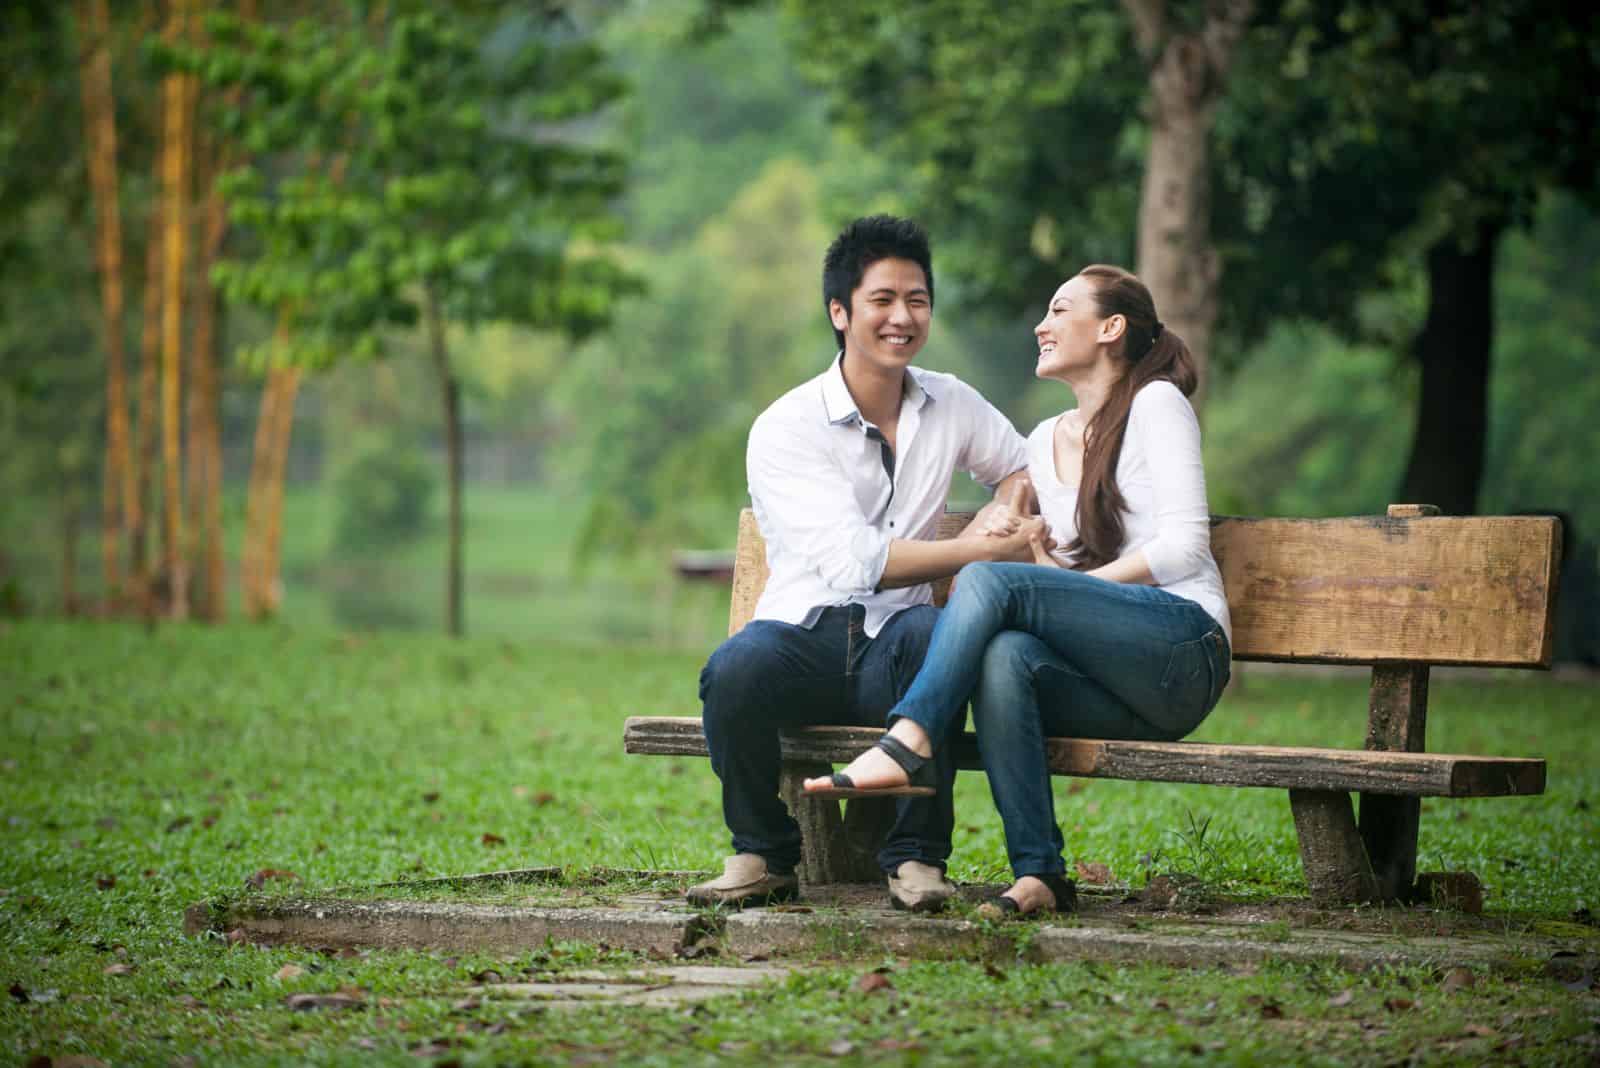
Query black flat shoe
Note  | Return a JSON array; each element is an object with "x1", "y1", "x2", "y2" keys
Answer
[
  {"x1": 976, "y1": 873, "x2": 1078, "y2": 921},
  {"x1": 804, "y1": 733, "x2": 937, "y2": 799}
]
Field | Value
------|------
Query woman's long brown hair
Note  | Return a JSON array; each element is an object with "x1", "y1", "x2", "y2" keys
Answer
[{"x1": 1064, "y1": 265, "x2": 1198, "y2": 570}]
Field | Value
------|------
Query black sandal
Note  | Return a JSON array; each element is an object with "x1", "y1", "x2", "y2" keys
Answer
[
  {"x1": 804, "y1": 734, "x2": 937, "y2": 799},
  {"x1": 977, "y1": 873, "x2": 1078, "y2": 921}
]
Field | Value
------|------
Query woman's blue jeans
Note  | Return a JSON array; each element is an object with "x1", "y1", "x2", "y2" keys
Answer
[{"x1": 890, "y1": 562, "x2": 1231, "y2": 880}]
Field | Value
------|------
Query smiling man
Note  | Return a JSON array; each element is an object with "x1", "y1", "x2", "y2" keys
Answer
[{"x1": 688, "y1": 215, "x2": 1045, "y2": 912}]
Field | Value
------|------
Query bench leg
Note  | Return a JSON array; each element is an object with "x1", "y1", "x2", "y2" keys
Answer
[
  {"x1": 778, "y1": 762, "x2": 884, "y2": 885},
  {"x1": 1360, "y1": 662, "x2": 1430, "y2": 901},
  {"x1": 1288, "y1": 789, "x2": 1380, "y2": 906},
  {"x1": 1358, "y1": 794, "x2": 1420, "y2": 901}
]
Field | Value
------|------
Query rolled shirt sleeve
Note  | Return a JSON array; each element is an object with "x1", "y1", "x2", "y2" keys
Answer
[
  {"x1": 1133, "y1": 382, "x2": 1214, "y2": 587},
  {"x1": 954, "y1": 379, "x2": 1029, "y2": 488},
  {"x1": 748, "y1": 411, "x2": 888, "y2": 597}
]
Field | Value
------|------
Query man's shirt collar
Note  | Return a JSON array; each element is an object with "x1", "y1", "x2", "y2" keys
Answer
[{"x1": 820, "y1": 351, "x2": 936, "y2": 429}]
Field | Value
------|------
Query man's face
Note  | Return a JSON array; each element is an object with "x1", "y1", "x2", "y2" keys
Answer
[{"x1": 829, "y1": 257, "x2": 932, "y2": 374}]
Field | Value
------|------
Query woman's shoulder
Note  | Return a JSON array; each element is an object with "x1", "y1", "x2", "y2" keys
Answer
[
  {"x1": 1129, "y1": 379, "x2": 1197, "y2": 423},
  {"x1": 1027, "y1": 413, "x2": 1062, "y2": 445}
]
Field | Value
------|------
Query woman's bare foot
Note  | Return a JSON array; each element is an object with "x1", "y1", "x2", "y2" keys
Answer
[
  {"x1": 801, "y1": 720, "x2": 932, "y2": 794},
  {"x1": 998, "y1": 875, "x2": 1058, "y2": 915}
]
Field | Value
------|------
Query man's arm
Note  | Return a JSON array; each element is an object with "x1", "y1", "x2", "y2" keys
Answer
[{"x1": 878, "y1": 474, "x2": 1045, "y2": 590}]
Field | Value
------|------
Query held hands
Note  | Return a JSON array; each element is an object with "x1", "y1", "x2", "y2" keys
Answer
[{"x1": 976, "y1": 478, "x2": 1056, "y2": 563}]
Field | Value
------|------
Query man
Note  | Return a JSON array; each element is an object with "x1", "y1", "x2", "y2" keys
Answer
[{"x1": 688, "y1": 215, "x2": 1047, "y2": 912}]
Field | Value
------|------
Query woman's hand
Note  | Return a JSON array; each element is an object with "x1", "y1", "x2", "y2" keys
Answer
[{"x1": 1029, "y1": 530, "x2": 1064, "y2": 568}]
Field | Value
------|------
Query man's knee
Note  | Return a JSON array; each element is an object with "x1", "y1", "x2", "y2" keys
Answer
[{"x1": 700, "y1": 629, "x2": 783, "y2": 727}]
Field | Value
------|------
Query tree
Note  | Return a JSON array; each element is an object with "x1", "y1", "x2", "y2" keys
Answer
[
  {"x1": 73, "y1": 0, "x2": 135, "y2": 610},
  {"x1": 191, "y1": 5, "x2": 636, "y2": 635},
  {"x1": 784, "y1": 0, "x2": 1599, "y2": 514}
]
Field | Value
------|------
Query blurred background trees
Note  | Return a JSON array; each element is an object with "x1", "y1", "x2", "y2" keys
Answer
[{"x1": 0, "y1": 0, "x2": 1595, "y2": 660}]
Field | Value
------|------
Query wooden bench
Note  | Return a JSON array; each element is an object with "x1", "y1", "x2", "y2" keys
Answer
[{"x1": 625, "y1": 504, "x2": 1560, "y2": 904}]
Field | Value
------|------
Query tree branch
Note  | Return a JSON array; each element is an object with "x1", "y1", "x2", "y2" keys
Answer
[
  {"x1": 1120, "y1": 0, "x2": 1165, "y2": 64},
  {"x1": 1202, "y1": 0, "x2": 1255, "y2": 78}
]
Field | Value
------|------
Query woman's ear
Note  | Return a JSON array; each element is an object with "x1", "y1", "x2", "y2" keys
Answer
[{"x1": 1099, "y1": 313, "x2": 1127, "y2": 345}]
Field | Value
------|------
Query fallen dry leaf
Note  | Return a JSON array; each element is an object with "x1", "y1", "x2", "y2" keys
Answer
[
  {"x1": 1074, "y1": 861, "x2": 1113, "y2": 885},
  {"x1": 828, "y1": 1039, "x2": 856, "y2": 1056},
  {"x1": 480, "y1": 833, "x2": 505, "y2": 847},
  {"x1": 95, "y1": 875, "x2": 116, "y2": 891},
  {"x1": 102, "y1": 963, "x2": 134, "y2": 976},
  {"x1": 245, "y1": 868, "x2": 300, "y2": 890},
  {"x1": 1384, "y1": 997, "x2": 1416, "y2": 1012},
  {"x1": 1328, "y1": 990, "x2": 1355, "y2": 1007},
  {"x1": 855, "y1": 972, "x2": 894, "y2": 994},
  {"x1": 421, "y1": 792, "x2": 440, "y2": 804},
  {"x1": 275, "y1": 964, "x2": 305, "y2": 981},
  {"x1": 1464, "y1": 1024, "x2": 1498, "y2": 1039},
  {"x1": 1440, "y1": 967, "x2": 1476, "y2": 993},
  {"x1": 165, "y1": 816, "x2": 193, "y2": 833}
]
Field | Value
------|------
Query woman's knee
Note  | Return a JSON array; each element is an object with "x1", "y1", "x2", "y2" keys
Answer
[{"x1": 971, "y1": 631, "x2": 1041, "y2": 733}]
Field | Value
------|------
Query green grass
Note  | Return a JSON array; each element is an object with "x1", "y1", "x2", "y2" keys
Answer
[{"x1": 3, "y1": 621, "x2": 1599, "y2": 1064}]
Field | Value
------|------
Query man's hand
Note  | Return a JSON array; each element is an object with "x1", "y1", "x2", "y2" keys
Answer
[{"x1": 982, "y1": 514, "x2": 1055, "y2": 562}]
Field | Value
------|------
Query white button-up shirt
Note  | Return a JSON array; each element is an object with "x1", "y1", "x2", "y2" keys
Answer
[{"x1": 748, "y1": 354, "x2": 1028, "y2": 637}]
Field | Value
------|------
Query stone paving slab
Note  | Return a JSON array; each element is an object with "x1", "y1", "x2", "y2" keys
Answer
[
  {"x1": 467, "y1": 964, "x2": 799, "y2": 1010},
  {"x1": 186, "y1": 877, "x2": 1597, "y2": 976},
  {"x1": 184, "y1": 898, "x2": 707, "y2": 957}
]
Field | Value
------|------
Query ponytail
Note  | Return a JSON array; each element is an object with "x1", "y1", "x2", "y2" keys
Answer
[{"x1": 1063, "y1": 265, "x2": 1197, "y2": 570}]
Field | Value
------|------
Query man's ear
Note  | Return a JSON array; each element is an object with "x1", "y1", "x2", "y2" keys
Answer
[
  {"x1": 829, "y1": 299, "x2": 850, "y2": 334},
  {"x1": 1100, "y1": 314, "x2": 1127, "y2": 344}
]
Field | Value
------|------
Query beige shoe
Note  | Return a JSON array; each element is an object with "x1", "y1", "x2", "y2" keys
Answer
[
  {"x1": 685, "y1": 854, "x2": 799, "y2": 909},
  {"x1": 887, "y1": 860, "x2": 955, "y2": 913}
]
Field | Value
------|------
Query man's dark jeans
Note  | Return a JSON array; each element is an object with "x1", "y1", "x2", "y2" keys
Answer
[{"x1": 699, "y1": 603, "x2": 958, "y2": 875}]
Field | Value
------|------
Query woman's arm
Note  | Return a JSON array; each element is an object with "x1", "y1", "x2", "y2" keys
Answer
[{"x1": 1026, "y1": 532, "x2": 1156, "y2": 584}]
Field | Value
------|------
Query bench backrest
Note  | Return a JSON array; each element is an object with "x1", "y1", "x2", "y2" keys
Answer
[{"x1": 727, "y1": 508, "x2": 1562, "y2": 668}]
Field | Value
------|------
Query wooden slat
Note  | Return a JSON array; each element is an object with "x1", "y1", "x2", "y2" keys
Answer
[
  {"x1": 727, "y1": 508, "x2": 1562, "y2": 667},
  {"x1": 1211, "y1": 514, "x2": 1560, "y2": 667},
  {"x1": 622, "y1": 718, "x2": 1545, "y2": 798}
]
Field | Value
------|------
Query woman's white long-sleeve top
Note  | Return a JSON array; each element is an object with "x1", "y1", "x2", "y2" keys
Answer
[{"x1": 1027, "y1": 379, "x2": 1232, "y2": 643}]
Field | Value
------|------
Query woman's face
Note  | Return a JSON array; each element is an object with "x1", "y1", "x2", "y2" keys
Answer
[{"x1": 1033, "y1": 275, "x2": 1115, "y2": 382}]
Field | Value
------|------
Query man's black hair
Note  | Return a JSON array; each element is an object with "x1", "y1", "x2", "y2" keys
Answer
[{"x1": 821, "y1": 215, "x2": 934, "y2": 349}]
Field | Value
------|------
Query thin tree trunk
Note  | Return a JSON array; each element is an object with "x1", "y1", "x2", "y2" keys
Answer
[
  {"x1": 1121, "y1": 0, "x2": 1253, "y2": 408},
  {"x1": 260, "y1": 364, "x2": 301, "y2": 619},
  {"x1": 134, "y1": 184, "x2": 163, "y2": 620},
  {"x1": 240, "y1": 363, "x2": 277, "y2": 618},
  {"x1": 75, "y1": 0, "x2": 133, "y2": 613},
  {"x1": 1397, "y1": 219, "x2": 1503, "y2": 515},
  {"x1": 188, "y1": 109, "x2": 227, "y2": 621},
  {"x1": 424, "y1": 286, "x2": 464, "y2": 637},
  {"x1": 158, "y1": 0, "x2": 194, "y2": 620},
  {"x1": 242, "y1": 344, "x2": 300, "y2": 621},
  {"x1": 61, "y1": 488, "x2": 81, "y2": 618}
]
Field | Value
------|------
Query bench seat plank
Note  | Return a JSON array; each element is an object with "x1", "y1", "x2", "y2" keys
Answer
[{"x1": 623, "y1": 717, "x2": 1545, "y2": 799}]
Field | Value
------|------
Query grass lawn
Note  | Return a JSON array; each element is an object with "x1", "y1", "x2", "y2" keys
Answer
[{"x1": 3, "y1": 621, "x2": 1598, "y2": 1064}]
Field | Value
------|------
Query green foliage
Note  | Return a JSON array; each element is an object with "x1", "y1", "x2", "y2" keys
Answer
[
  {"x1": 329, "y1": 430, "x2": 436, "y2": 555},
  {"x1": 175, "y1": 5, "x2": 637, "y2": 368}
]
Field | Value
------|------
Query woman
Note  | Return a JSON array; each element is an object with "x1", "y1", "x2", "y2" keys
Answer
[{"x1": 803, "y1": 264, "x2": 1232, "y2": 919}]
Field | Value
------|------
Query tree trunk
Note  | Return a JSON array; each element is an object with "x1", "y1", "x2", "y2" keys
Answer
[
  {"x1": 424, "y1": 286, "x2": 464, "y2": 638},
  {"x1": 1121, "y1": 0, "x2": 1253, "y2": 408},
  {"x1": 134, "y1": 182, "x2": 163, "y2": 620},
  {"x1": 1397, "y1": 219, "x2": 1504, "y2": 515},
  {"x1": 242, "y1": 348, "x2": 300, "y2": 621},
  {"x1": 158, "y1": 0, "x2": 194, "y2": 620},
  {"x1": 188, "y1": 113, "x2": 227, "y2": 621},
  {"x1": 75, "y1": 0, "x2": 133, "y2": 613},
  {"x1": 61, "y1": 487, "x2": 81, "y2": 618}
]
